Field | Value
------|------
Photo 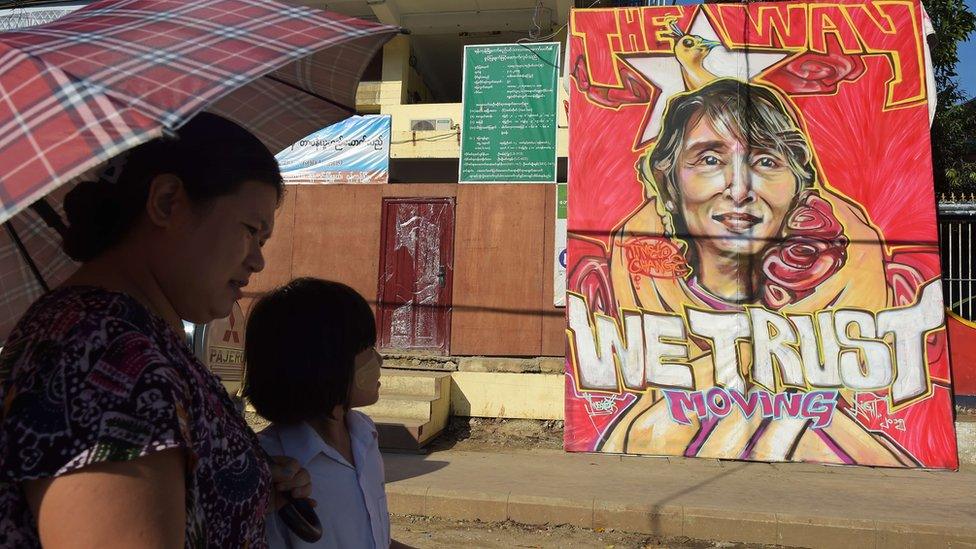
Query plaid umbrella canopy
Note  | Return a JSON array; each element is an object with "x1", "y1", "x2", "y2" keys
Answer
[{"x1": 0, "y1": 0, "x2": 398, "y2": 344}]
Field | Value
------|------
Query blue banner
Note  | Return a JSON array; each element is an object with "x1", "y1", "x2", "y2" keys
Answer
[{"x1": 275, "y1": 115, "x2": 391, "y2": 184}]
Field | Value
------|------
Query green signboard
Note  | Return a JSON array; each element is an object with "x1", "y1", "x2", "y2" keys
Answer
[{"x1": 459, "y1": 43, "x2": 560, "y2": 183}]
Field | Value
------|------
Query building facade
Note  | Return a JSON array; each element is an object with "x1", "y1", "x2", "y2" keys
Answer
[{"x1": 243, "y1": 0, "x2": 577, "y2": 360}]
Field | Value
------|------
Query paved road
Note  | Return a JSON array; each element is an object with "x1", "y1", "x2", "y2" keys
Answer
[
  {"x1": 391, "y1": 514, "x2": 791, "y2": 548},
  {"x1": 383, "y1": 447, "x2": 976, "y2": 548}
]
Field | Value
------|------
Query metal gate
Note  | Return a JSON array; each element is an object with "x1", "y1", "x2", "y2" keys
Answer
[{"x1": 938, "y1": 196, "x2": 976, "y2": 320}]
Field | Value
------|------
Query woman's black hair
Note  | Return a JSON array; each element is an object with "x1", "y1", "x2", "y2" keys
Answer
[
  {"x1": 243, "y1": 278, "x2": 378, "y2": 424},
  {"x1": 62, "y1": 113, "x2": 284, "y2": 262}
]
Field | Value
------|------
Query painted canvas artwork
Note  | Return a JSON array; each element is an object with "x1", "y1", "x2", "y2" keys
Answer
[{"x1": 564, "y1": 0, "x2": 958, "y2": 468}]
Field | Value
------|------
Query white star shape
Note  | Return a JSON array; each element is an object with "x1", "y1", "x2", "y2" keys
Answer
[{"x1": 621, "y1": 12, "x2": 790, "y2": 145}]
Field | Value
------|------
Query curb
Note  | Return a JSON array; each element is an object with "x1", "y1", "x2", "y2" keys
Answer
[{"x1": 386, "y1": 485, "x2": 976, "y2": 548}]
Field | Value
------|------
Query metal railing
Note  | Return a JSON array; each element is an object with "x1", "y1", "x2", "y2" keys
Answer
[{"x1": 939, "y1": 194, "x2": 976, "y2": 320}]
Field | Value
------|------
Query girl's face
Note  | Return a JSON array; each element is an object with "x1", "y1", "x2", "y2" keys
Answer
[{"x1": 349, "y1": 347, "x2": 382, "y2": 408}]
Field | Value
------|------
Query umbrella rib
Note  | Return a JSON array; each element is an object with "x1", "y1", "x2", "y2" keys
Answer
[
  {"x1": 3, "y1": 221, "x2": 50, "y2": 293},
  {"x1": 263, "y1": 75, "x2": 358, "y2": 116}
]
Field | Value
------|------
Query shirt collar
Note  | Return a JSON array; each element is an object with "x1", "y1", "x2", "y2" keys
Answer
[
  {"x1": 277, "y1": 421, "x2": 332, "y2": 469},
  {"x1": 346, "y1": 410, "x2": 379, "y2": 446},
  {"x1": 276, "y1": 412, "x2": 377, "y2": 469}
]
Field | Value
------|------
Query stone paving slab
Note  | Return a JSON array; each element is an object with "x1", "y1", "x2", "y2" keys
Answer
[{"x1": 383, "y1": 448, "x2": 976, "y2": 548}]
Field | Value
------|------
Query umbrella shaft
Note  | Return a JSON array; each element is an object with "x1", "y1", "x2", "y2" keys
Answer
[{"x1": 4, "y1": 222, "x2": 50, "y2": 293}]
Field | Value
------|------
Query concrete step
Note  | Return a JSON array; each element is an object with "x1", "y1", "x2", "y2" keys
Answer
[
  {"x1": 369, "y1": 416, "x2": 435, "y2": 450},
  {"x1": 360, "y1": 394, "x2": 434, "y2": 421},
  {"x1": 360, "y1": 368, "x2": 453, "y2": 450},
  {"x1": 378, "y1": 368, "x2": 450, "y2": 399}
]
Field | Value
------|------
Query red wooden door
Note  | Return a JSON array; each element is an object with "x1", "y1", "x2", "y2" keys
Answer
[{"x1": 377, "y1": 198, "x2": 455, "y2": 354}]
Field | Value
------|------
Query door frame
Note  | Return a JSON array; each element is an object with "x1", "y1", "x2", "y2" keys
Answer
[{"x1": 376, "y1": 196, "x2": 456, "y2": 355}]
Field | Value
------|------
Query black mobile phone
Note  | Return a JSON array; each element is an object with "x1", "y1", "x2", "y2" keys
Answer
[{"x1": 278, "y1": 494, "x2": 323, "y2": 543}]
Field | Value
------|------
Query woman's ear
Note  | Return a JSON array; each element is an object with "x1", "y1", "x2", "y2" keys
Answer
[{"x1": 145, "y1": 174, "x2": 187, "y2": 228}]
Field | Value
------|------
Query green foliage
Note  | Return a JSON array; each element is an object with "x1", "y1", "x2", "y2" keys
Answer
[{"x1": 924, "y1": 0, "x2": 976, "y2": 193}]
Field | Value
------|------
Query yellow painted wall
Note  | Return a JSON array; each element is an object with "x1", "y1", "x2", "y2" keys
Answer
[
  {"x1": 450, "y1": 372, "x2": 564, "y2": 420},
  {"x1": 383, "y1": 103, "x2": 462, "y2": 158},
  {"x1": 355, "y1": 81, "x2": 388, "y2": 113},
  {"x1": 379, "y1": 35, "x2": 409, "y2": 105}
]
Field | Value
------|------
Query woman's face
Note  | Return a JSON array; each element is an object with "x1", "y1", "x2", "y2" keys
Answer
[
  {"x1": 673, "y1": 116, "x2": 798, "y2": 258},
  {"x1": 349, "y1": 347, "x2": 382, "y2": 408},
  {"x1": 156, "y1": 179, "x2": 278, "y2": 324}
]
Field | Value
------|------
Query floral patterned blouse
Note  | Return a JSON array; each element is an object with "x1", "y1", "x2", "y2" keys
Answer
[{"x1": 0, "y1": 287, "x2": 272, "y2": 547}]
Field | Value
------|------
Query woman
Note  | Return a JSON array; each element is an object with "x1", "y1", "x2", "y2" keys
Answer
[
  {"x1": 0, "y1": 113, "x2": 311, "y2": 547},
  {"x1": 600, "y1": 79, "x2": 913, "y2": 465}
]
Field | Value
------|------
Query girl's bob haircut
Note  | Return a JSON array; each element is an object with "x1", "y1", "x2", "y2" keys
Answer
[{"x1": 243, "y1": 278, "x2": 377, "y2": 424}]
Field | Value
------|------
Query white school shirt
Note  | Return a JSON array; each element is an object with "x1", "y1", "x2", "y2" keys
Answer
[{"x1": 260, "y1": 411, "x2": 390, "y2": 549}]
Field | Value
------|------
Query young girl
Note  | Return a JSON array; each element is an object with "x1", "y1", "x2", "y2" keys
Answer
[{"x1": 244, "y1": 278, "x2": 413, "y2": 549}]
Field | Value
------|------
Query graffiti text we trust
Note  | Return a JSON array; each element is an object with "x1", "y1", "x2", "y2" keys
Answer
[{"x1": 568, "y1": 281, "x2": 944, "y2": 405}]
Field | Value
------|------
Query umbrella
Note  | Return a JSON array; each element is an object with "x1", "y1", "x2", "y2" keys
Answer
[{"x1": 0, "y1": 0, "x2": 399, "y2": 344}]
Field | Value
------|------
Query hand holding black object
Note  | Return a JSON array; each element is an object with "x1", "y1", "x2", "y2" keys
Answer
[
  {"x1": 279, "y1": 494, "x2": 323, "y2": 542},
  {"x1": 269, "y1": 456, "x2": 322, "y2": 542}
]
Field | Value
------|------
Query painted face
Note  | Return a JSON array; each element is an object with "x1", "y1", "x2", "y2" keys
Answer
[
  {"x1": 157, "y1": 180, "x2": 277, "y2": 324},
  {"x1": 349, "y1": 347, "x2": 382, "y2": 408},
  {"x1": 674, "y1": 116, "x2": 799, "y2": 257}
]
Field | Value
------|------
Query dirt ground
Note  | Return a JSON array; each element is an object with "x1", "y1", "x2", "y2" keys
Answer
[
  {"x1": 429, "y1": 417, "x2": 564, "y2": 452},
  {"x1": 391, "y1": 515, "x2": 796, "y2": 549}
]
